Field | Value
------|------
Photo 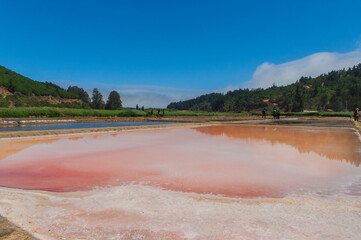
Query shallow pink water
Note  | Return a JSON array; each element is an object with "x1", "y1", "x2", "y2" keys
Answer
[
  {"x1": 1, "y1": 125, "x2": 361, "y2": 239},
  {"x1": 0, "y1": 125, "x2": 360, "y2": 198}
]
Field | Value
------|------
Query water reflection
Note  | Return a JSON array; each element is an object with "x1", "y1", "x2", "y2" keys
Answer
[
  {"x1": 194, "y1": 125, "x2": 361, "y2": 166},
  {"x1": 0, "y1": 125, "x2": 360, "y2": 198},
  {"x1": 0, "y1": 136, "x2": 84, "y2": 160}
]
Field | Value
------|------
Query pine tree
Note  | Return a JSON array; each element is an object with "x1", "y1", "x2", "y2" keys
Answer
[
  {"x1": 105, "y1": 91, "x2": 122, "y2": 110},
  {"x1": 292, "y1": 82, "x2": 305, "y2": 112},
  {"x1": 91, "y1": 88, "x2": 105, "y2": 109}
]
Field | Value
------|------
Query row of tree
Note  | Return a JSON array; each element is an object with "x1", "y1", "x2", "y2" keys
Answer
[
  {"x1": 56, "y1": 86, "x2": 123, "y2": 110},
  {"x1": 168, "y1": 63, "x2": 361, "y2": 112},
  {"x1": 90, "y1": 88, "x2": 122, "y2": 110}
]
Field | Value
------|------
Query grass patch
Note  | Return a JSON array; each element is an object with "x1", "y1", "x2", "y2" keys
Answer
[
  {"x1": 163, "y1": 110, "x2": 352, "y2": 117},
  {"x1": 279, "y1": 112, "x2": 353, "y2": 117},
  {"x1": 162, "y1": 110, "x2": 250, "y2": 117},
  {"x1": 250, "y1": 111, "x2": 352, "y2": 117}
]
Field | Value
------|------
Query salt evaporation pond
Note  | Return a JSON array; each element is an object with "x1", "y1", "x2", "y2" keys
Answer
[{"x1": 0, "y1": 125, "x2": 360, "y2": 239}]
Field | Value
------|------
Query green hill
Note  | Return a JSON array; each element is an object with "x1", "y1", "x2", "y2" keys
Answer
[
  {"x1": 0, "y1": 65, "x2": 90, "y2": 108},
  {"x1": 168, "y1": 63, "x2": 361, "y2": 113}
]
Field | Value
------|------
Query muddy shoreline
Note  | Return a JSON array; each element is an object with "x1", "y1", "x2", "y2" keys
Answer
[{"x1": 0, "y1": 116, "x2": 359, "y2": 240}]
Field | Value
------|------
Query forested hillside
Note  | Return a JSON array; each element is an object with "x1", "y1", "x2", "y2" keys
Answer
[
  {"x1": 0, "y1": 65, "x2": 90, "y2": 108},
  {"x1": 168, "y1": 64, "x2": 361, "y2": 112}
]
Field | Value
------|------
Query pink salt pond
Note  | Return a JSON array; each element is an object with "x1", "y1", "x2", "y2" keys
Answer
[{"x1": 0, "y1": 125, "x2": 360, "y2": 198}]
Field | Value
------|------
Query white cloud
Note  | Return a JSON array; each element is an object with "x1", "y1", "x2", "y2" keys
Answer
[{"x1": 245, "y1": 48, "x2": 361, "y2": 89}]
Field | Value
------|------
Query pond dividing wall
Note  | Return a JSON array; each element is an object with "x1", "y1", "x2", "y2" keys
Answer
[
  {"x1": 0, "y1": 125, "x2": 360, "y2": 239},
  {"x1": 0, "y1": 121, "x2": 177, "y2": 132}
]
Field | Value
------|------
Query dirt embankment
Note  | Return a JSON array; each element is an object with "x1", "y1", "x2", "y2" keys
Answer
[
  {"x1": 0, "y1": 88, "x2": 13, "y2": 98},
  {"x1": 38, "y1": 96, "x2": 82, "y2": 104},
  {"x1": 0, "y1": 115, "x2": 261, "y2": 128},
  {"x1": 0, "y1": 216, "x2": 36, "y2": 240},
  {"x1": 0, "y1": 115, "x2": 286, "y2": 139},
  {"x1": 0, "y1": 122, "x2": 213, "y2": 139},
  {"x1": 0, "y1": 116, "x2": 355, "y2": 140}
]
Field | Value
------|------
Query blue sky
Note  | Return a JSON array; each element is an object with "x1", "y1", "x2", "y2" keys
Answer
[{"x1": 1, "y1": 0, "x2": 361, "y2": 107}]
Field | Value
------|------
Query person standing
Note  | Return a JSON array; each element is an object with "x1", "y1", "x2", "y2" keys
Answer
[
  {"x1": 354, "y1": 108, "x2": 360, "y2": 121},
  {"x1": 262, "y1": 108, "x2": 267, "y2": 120}
]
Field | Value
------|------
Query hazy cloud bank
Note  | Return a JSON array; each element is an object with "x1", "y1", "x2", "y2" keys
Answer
[
  {"x1": 246, "y1": 48, "x2": 361, "y2": 89},
  {"x1": 51, "y1": 80, "x2": 207, "y2": 108},
  {"x1": 116, "y1": 91, "x2": 190, "y2": 109},
  {"x1": 100, "y1": 84, "x2": 208, "y2": 108}
]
